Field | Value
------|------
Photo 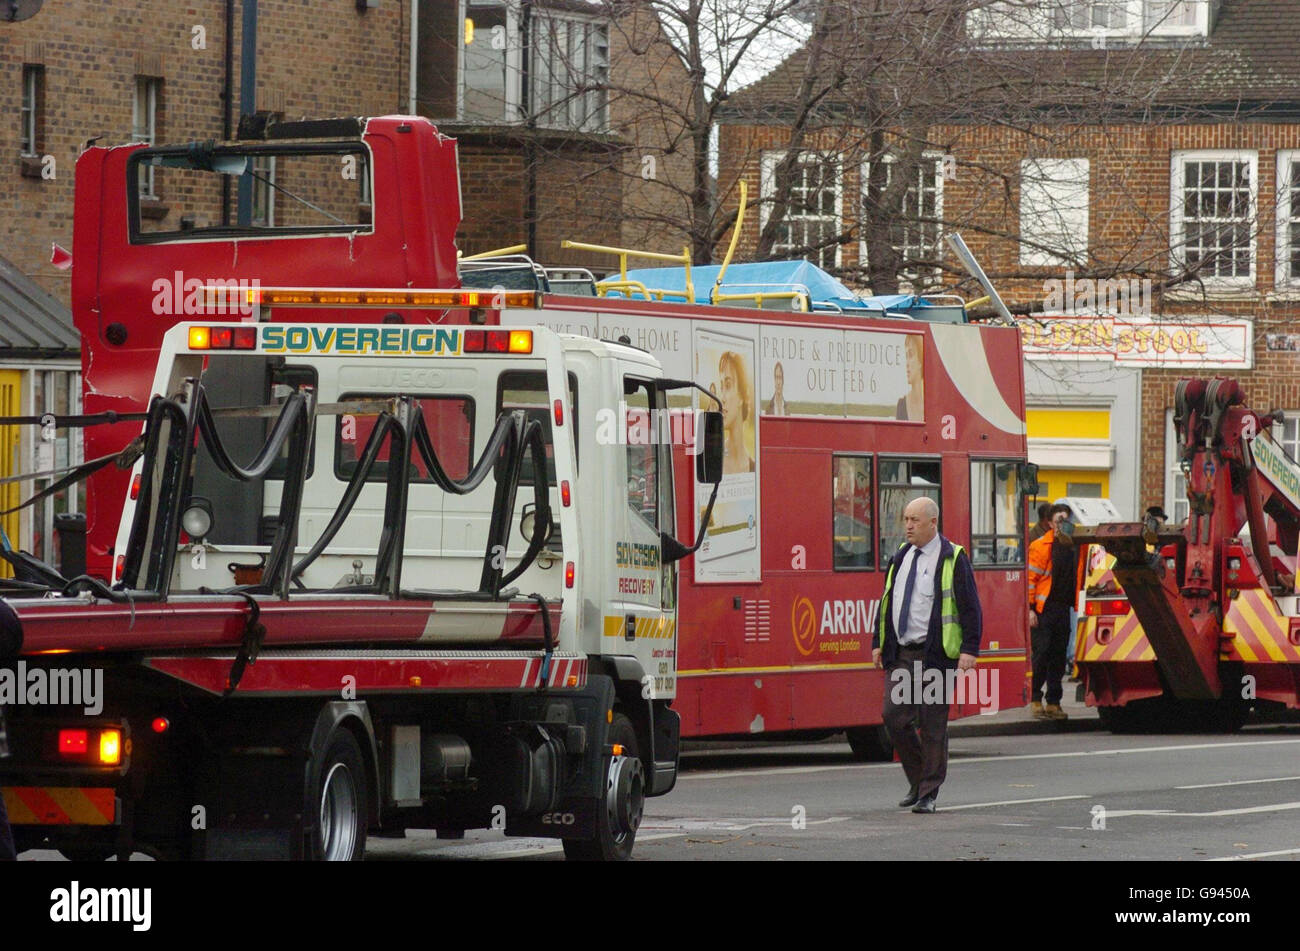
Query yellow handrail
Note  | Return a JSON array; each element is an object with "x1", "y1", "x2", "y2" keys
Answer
[
  {"x1": 459, "y1": 244, "x2": 529, "y2": 261},
  {"x1": 561, "y1": 239, "x2": 694, "y2": 303},
  {"x1": 711, "y1": 180, "x2": 748, "y2": 304}
]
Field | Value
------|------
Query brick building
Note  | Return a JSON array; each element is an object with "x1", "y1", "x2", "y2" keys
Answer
[{"x1": 715, "y1": 0, "x2": 1300, "y2": 519}]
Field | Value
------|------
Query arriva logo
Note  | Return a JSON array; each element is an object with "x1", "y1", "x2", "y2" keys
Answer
[{"x1": 792, "y1": 597, "x2": 877, "y2": 657}]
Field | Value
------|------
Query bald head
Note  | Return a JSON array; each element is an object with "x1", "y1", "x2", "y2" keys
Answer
[{"x1": 903, "y1": 496, "x2": 939, "y2": 548}]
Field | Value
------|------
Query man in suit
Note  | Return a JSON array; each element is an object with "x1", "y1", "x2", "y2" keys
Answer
[{"x1": 872, "y1": 496, "x2": 982, "y2": 813}]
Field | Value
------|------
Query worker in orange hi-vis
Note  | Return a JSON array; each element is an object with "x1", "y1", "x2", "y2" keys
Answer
[{"x1": 1027, "y1": 503, "x2": 1077, "y2": 721}]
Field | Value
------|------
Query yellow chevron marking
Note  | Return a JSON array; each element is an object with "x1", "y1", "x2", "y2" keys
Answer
[
  {"x1": 1112, "y1": 625, "x2": 1148, "y2": 662},
  {"x1": 602, "y1": 615, "x2": 676, "y2": 640},
  {"x1": 1228, "y1": 595, "x2": 1285, "y2": 662}
]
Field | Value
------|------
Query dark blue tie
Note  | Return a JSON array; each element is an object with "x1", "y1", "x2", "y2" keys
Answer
[{"x1": 897, "y1": 548, "x2": 920, "y2": 641}]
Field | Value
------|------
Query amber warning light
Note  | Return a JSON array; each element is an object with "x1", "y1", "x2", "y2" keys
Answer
[{"x1": 201, "y1": 286, "x2": 541, "y2": 311}]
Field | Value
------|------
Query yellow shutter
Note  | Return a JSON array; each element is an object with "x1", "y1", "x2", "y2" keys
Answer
[{"x1": 0, "y1": 370, "x2": 22, "y2": 578}]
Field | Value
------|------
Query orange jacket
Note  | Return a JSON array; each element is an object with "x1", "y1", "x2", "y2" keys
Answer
[
  {"x1": 1027, "y1": 530, "x2": 1054, "y2": 612},
  {"x1": 1027, "y1": 529, "x2": 1088, "y2": 613}
]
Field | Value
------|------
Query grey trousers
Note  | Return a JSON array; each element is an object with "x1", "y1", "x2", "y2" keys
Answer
[{"x1": 881, "y1": 647, "x2": 951, "y2": 799}]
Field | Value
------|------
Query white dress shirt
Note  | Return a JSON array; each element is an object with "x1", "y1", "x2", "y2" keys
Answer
[{"x1": 892, "y1": 533, "x2": 941, "y2": 647}]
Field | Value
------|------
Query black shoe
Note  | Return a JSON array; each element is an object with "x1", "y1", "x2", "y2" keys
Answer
[
  {"x1": 911, "y1": 793, "x2": 937, "y2": 814},
  {"x1": 898, "y1": 787, "x2": 920, "y2": 808}
]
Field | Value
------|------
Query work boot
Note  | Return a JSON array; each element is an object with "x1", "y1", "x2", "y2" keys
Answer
[
  {"x1": 1044, "y1": 703, "x2": 1069, "y2": 720},
  {"x1": 1030, "y1": 701, "x2": 1047, "y2": 719}
]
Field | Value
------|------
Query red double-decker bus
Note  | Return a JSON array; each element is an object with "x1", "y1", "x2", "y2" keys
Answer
[
  {"x1": 67, "y1": 116, "x2": 1030, "y2": 754},
  {"x1": 524, "y1": 284, "x2": 1032, "y2": 754}
]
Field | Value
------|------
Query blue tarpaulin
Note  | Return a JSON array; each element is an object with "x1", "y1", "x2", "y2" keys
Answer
[{"x1": 610, "y1": 260, "x2": 964, "y2": 321}]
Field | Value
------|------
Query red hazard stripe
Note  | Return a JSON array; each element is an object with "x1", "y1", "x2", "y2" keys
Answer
[{"x1": 2, "y1": 786, "x2": 116, "y2": 825}]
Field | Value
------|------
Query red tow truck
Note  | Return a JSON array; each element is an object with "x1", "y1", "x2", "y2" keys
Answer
[
  {"x1": 0, "y1": 314, "x2": 722, "y2": 860},
  {"x1": 1074, "y1": 378, "x2": 1300, "y2": 730}
]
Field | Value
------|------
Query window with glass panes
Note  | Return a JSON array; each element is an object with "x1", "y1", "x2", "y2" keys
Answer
[
  {"x1": 29, "y1": 370, "x2": 83, "y2": 569},
  {"x1": 970, "y1": 461, "x2": 1024, "y2": 565},
  {"x1": 134, "y1": 77, "x2": 161, "y2": 198},
  {"x1": 531, "y1": 12, "x2": 609, "y2": 132},
  {"x1": 877, "y1": 458, "x2": 941, "y2": 560},
  {"x1": 832, "y1": 455, "x2": 874, "y2": 570},
  {"x1": 21, "y1": 65, "x2": 41, "y2": 157},
  {"x1": 1276, "y1": 152, "x2": 1300, "y2": 287},
  {"x1": 762, "y1": 152, "x2": 841, "y2": 270},
  {"x1": 861, "y1": 155, "x2": 943, "y2": 283},
  {"x1": 1172, "y1": 152, "x2": 1256, "y2": 284}
]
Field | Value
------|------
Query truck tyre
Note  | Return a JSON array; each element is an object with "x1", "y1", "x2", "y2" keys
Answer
[
  {"x1": 563, "y1": 712, "x2": 642, "y2": 862},
  {"x1": 845, "y1": 725, "x2": 894, "y2": 761},
  {"x1": 309, "y1": 728, "x2": 368, "y2": 861}
]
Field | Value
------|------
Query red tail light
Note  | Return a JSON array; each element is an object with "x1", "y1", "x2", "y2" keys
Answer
[
  {"x1": 561, "y1": 480, "x2": 571, "y2": 507},
  {"x1": 59, "y1": 730, "x2": 89, "y2": 755},
  {"x1": 1085, "y1": 598, "x2": 1129, "y2": 616},
  {"x1": 565, "y1": 561, "x2": 575, "y2": 588},
  {"x1": 554, "y1": 398, "x2": 564, "y2": 427}
]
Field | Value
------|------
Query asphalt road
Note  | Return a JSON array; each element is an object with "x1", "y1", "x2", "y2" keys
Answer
[
  {"x1": 359, "y1": 717, "x2": 1300, "y2": 862},
  {"x1": 17, "y1": 694, "x2": 1300, "y2": 864}
]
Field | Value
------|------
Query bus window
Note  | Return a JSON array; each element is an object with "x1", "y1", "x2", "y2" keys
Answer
[
  {"x1": 336, "y1": 394, "x2": 474, "y2": 482},
  {"x1": 832, "y1": 454, "x2": 873, "y2": 570},
  {"x1": 496, "y1": 371, "x2": 578, "y2": 485},
  {"x1": 970, "y1": 460, "x2": 1025, "y2": 565},
  {"x1": 878, "y1": 458, "x2": 941, "y2": 559}
]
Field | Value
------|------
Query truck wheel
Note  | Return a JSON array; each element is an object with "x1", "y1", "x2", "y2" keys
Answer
[
  {"x1": 563, "y1": 712, "x2": 643, "y2": 862},
  {"x1": 845, "y1": 726, "x2": 894, "y2": 761},
  {"x1": 309, "y1": 729, "x2": 368, "y2": 861},
  {"x1": 57, "y1": 844, "x2": 116, "y2": 862},
  {"x1": 1097, "y1": 704, "x2": 1142, "y2": 734}
]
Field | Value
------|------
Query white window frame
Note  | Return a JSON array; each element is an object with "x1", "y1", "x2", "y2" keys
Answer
[
  {"x1": 133, "y1": 76, "x2": 160, "y2": 199},
  {"x1": 530, "y1": 8, "x2": 609, "y2": 133},
  {"x1": 1276, "y1": 151, "x2": 1300, "y2": 291},
  {"x1": 1019, "y1": 157, "x2": 1090, "y2": 267},
  {"x1": 20, "y1": 65, "x2": 39, "y2": 158},
  {"x1": 460, "y1": 0, "x2": 525, "y2": 124},
  {"x1": 1169, "y1": 149, "x2": 1257, "y2": 292},
  {"x1": 1146, "y1": 1, "x2": 1213, "y2": 36},
  {"x1": 969, "y1": 1, "x2": 1213, "y2": 42},
  {"x1": 760, "y1": 150, "x2": 843, "y2": 270},
  {"x1": 1050, "y1": 1, "x2": 1143, "y2": 38},
  {"x1": 858, "y1": 152, "x2": 945, "y2": 287}
]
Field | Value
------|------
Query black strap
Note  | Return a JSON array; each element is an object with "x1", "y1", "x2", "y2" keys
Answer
[
  {"x1": 223, "y1": 593, "x2": 267, "y2": 696},
  {"x1": 0, "y1": 436, "x2": 145, "y2": 516},
  {"x1": 531, "y1": 592, "x2": 554, "y2": 691}
]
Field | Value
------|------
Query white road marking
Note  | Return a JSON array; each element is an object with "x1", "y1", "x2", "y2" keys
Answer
[
  {"x1": 1208, "y1": 847, "x2": 1300, "y2": 861},
  {"x1": 940, "y1": 794, "x2": 1089, "y2": 811},
  {"x1": 641, "y1": 816, "x2": 850, "y2": 833},
  {"x1": 1104, "y1": 801, "x2": 1300, "y2": 819},
  {"x1": 683, "y1": 738, "x2": 1300, "y2": 781},
  {"x1": 1176, "y1": 775, "x2": 1300, "y2": 790}
]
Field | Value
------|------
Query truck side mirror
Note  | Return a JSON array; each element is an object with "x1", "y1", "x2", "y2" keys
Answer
[
  {"x1": 1017, "y1": 461, "x2": 1039, "y2": 495},
  {"x1": 696, "y1": 411, "x2": 724, "y2": 484}
]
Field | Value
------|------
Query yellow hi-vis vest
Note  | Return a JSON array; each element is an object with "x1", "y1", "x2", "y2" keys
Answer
[{"x1": 879, "y1": 542, "x2": 965, "y2": 660}]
